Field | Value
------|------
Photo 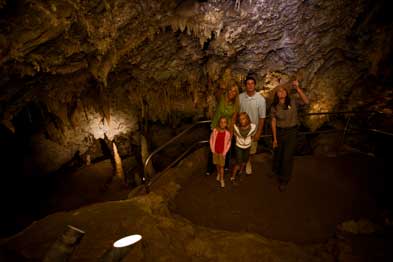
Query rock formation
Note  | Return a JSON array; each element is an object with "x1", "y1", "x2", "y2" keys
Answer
[
  {"x1": 0, "y1": 0, "x2": 392, "y2": 173},
  {"x1": 0, "y1": 149, "x2": 335, "y2": 262}
]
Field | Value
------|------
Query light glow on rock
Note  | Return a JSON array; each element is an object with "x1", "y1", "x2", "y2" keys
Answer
[{"x1": 88, "y1": 111, "x2": 136, "y2": 140}]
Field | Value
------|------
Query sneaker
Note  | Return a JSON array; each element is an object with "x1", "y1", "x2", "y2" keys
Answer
[
  {"x1": 205, "y1": 172, "x2": 211, "y2": 176},
  {"x1": 246, "y1": 161, "x2": 252, "y2": 175},
  {"x1": 230, "y1": 176, "x2": 235, "y2": 182},
  {"x1": 238, "y1": 171, "x2": 245, "y2": 181},
  {"x1": 220, "y1": 180, "x2": 225, "y2": 188}
]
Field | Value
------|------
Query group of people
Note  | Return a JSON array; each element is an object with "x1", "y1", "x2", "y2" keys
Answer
[{"x1": 208, "y1": 76, "x2": 309, "y2": 191}]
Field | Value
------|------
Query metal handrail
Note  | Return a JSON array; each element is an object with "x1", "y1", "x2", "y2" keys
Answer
[
  {"x1": 259, "y1": 128, "x2": 348, "y2": 138},
  {"x1": 262, "y1": 110, "x2": 379, "y2": 119},
  {"x1": 145, "y1": 140, "x2": 209, "y2": 192},
  {"x1": 143, "y1": 120, "x2": 211, "y2": 193},
  {"x1": 352, "y1": 128, "x2": 393, "y2": 137},
  {"x1": 301, "y1": 110, "x2": 375, "y2": 116},
  {"x1": 142, "y1": 110, "x2": 391, "y2": 194}
]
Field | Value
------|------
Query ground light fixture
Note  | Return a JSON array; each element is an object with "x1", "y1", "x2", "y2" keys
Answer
[
  {"x1": 43, "y1": 225, "x2": 85, "y2": 262},
  {"x1": 101, "y1": 234, "x2": 143, "y2": 261}
]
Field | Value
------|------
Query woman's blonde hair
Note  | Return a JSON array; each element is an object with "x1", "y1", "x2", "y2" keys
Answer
[{"x1": 227, "y1": 80, "x2": 240, "y2": 110}]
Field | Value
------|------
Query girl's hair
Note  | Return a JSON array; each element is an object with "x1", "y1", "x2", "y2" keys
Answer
[
  {"x1": 238, "y1": 112, "x2": 251, "y2": 126},
  {"x1": 272, "y1": 87, "x2": 291, "y2": 110}
]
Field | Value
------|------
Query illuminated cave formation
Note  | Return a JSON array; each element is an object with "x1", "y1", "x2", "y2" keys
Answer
[{"x1": 0, "y1": 0, "x2": 392, "y2": 261}]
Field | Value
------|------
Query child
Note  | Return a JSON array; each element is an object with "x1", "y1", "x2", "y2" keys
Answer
[
  {"x1": 209, "y1": 116, "x2": 232, "y2": 188},
  {"x1": 230, "y1": 112, "x2": 256, "y2": 181}
]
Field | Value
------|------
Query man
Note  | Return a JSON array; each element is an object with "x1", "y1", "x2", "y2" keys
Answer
[{"x1": 239, "y1": 76, "x2": 266, "y2": 174}]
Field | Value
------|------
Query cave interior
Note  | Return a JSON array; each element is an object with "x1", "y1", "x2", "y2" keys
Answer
[{"x1": 0, "y1": 0, "x2": 393, "y2": 261}]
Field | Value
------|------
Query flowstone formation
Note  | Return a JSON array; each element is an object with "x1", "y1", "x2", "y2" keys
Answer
[{"x1": 0, "y1": 0, "x2": 392, "y2": 173}]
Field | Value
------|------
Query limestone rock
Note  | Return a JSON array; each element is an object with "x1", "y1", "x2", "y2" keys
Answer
[{"x1": 0, "y1": 0, "x2": 392, "y2": 174}]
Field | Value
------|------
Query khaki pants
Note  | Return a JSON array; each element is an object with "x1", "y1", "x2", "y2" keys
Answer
[
  {"x1": 213, "y1": 153, "x2": 225, "y2": 167},
  {"x1": 249, "y1": 141, "x2": 258, "y2": 155}
]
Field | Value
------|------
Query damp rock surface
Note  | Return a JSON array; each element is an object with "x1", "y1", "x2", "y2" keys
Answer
[{"x1": 1, "y1": 0, "x2": 392, "y2": 133}]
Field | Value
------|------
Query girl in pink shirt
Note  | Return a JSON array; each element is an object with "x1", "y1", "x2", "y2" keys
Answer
[{"x1": 209, "y1": 117, "x2": 232, "y2": 188}]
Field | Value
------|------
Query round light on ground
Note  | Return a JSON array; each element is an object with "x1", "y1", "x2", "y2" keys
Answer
[{"x1": 113, "y1": 234, "x2": 142, "y2": 248}]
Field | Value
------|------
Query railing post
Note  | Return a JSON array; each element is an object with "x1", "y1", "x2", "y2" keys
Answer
[
  {"x1": 342, "y1": 115, "x2": 352, "y2": 145},
  {"x1": 143, "y1": 176, "x2": 150, "y2": 194}
]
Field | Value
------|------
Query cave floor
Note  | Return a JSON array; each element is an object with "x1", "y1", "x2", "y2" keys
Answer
[
  {"x1": 1, "y1": 149, "x2": 392, "y2": 261},
  {"x1": 172, "y1": 153, "x2": 383, "y2": 244}
]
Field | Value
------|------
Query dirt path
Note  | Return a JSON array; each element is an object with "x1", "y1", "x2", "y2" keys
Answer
[{"x1": 172, "y1": 153, "x2": 381, "y2": 243}]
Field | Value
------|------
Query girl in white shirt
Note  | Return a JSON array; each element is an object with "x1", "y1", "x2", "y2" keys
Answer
[{"x1": 230, "y1": 112, "x2": 256, "y2": 182}]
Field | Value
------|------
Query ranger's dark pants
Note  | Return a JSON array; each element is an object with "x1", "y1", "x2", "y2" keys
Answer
[{"x1": 273, "y1": 126, "x2": 297, "y2": 184}]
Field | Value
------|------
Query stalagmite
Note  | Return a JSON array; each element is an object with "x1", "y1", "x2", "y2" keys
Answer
[
  {"x1": 112, "y1": 141, "x2": 125, "y2": 182},
  {"x1": 1, "y1": 119, "x2": 15, "y2": 133},
  {"x1": 140, "y1": 134, "x2": 155, "y2": 181},
  {"x1": 85, "y1": 154, "x2": 91, "y2": 166}
]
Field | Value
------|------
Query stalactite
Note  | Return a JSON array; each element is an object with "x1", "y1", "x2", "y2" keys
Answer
[
  {"x1": 174, "y1": 80, "x2": 182, "y2": 97},
  {"x1": 188, "y1": 69, "x2": 202, "y2": 107},
  {"x1": 0, "y1": 0, "x2": 390, "y2": 183},
  {"x1": 46, "y1": 100, "x2": 68, "y2": 128},
  {"x1": 0, "y1": 0, "x2": 6, "y2": 9},
  {"x1": 163, "y1": 87, "x2": 172, "y2": 124},
  {"x1": 98, "y1": 85, "x2": 111, "y2": 124},
  {"x1": 221, "y1": 67, "x2": 234, "y2": 88},
  {"x1": 235, "y1": 0, "x2": 241, "y2": 11},
  {"x1": 206, "y1": 76, "x2": 216, "y2": 119}
]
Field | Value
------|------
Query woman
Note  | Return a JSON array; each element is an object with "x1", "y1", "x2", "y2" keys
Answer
[
  {"x1": 211, "y1": 81, "x2": 240, "y2": 132},
  {"x1": 206, "y1": 81, "x2": 240, "y2": 176},
  {"x1": 271, "y1": 79, "x2": 309, "y2": 191}
]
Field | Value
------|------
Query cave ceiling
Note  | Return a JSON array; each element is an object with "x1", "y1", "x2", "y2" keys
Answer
[{"x1": 0, "y1": 0, "x2": 392, "y2": 130}]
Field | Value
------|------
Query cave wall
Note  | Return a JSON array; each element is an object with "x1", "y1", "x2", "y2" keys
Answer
[{"x1": 0, "y1": 0, "x2": 392, "y2": 175}]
